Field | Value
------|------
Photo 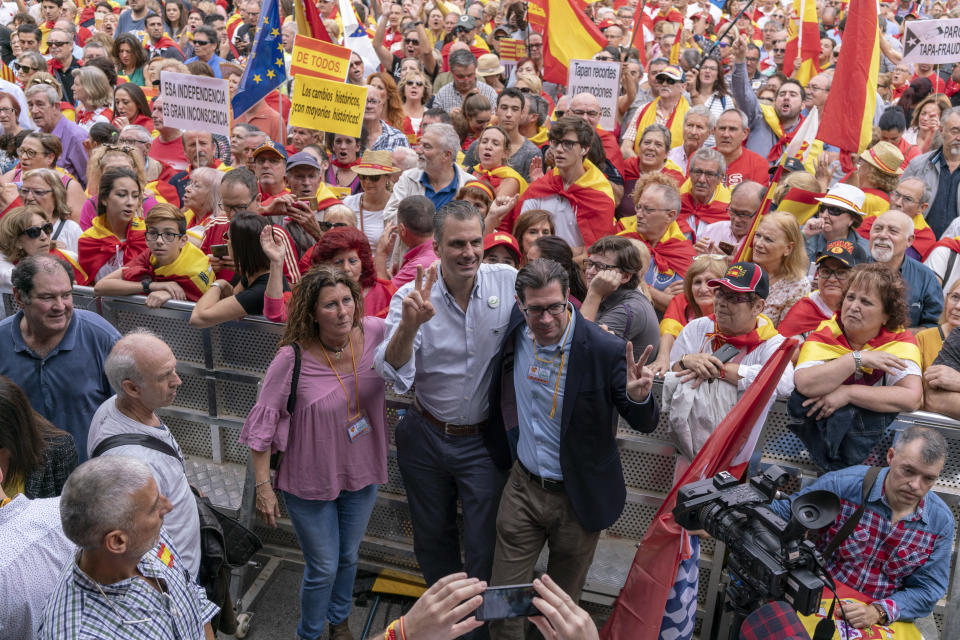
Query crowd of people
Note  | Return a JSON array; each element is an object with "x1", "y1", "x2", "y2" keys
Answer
[{"x1": 1, "y1": 0, "x2": 960, "y2": 638}]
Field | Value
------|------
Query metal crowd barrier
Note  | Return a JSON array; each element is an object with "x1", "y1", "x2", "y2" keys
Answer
[{"x1": 44, "y1": 288, "x2": 960, "y2": 639}]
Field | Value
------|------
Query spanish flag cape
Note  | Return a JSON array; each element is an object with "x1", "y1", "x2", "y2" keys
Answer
[
  {"x1": 935, "y1": 236, "x2": 960, "y2": 254},
  {"x1": 47, "y1": 248, "x2": 87, "y2": 285},
  {"x1": 857, "y1": 211, "x2": 938, "y2": 260},
  {"x1": 633, "y1": 97, "x2": 689, "y2": 153},
  {"x1": 513, "y1": 159, "x2": 615, "y2": 247},
  {"x1": 528, "y1": 125, "x2": 549, "y2": 148},
  {"x1": 775, "y1": 186, "x2": 823, "y2": 225},
  {"x1": 77, "y1": 215, "x2": 148, "y2": 285},
  {"x1": 777, "y1": 291, "x2": 834, "y2": 339},
  {"x1": 704, "y1": 312, "x2": 780, "y2": 353},
  {"x1": 622, "y1": 156, "x2": 685, "y2": 186},
  {"x1": 121, "y1": 241, "x2": 215, "y2": 301},
  {"x1": 760, "y1": 104, "x2": 803, "y2": 163},
  {"x1": 660, "y1": 293, "x2": 696, "y2": 337},
  {"x1": 798, "y1": 316, "x2": 921, "y2": 385},
  {"x1": 617, "y1": 219, "x2": 695, "y2": 279},
  {"x1": 678, "y1": 183, "x2": 732, "y2": 238},
  {"x1": 596, "y1": 128, "x2": 626, "y2": 177},
  {"x1": 473, "y1": 164, "x2": 528, "y2": 196}
]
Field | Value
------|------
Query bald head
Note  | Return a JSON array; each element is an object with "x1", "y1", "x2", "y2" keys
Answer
[
  {"x1": 729, "y1": 180, "x2": 765, "y2": 238},
  {"x1": 105, "y1": 330, "x2": 181, "y2": 409},
  {"x1": 869, "y1": 209, "x2": 914, "y2": 265},
  {"x1": 570, "y1": 93, "x2": 602, "y2": 128}
]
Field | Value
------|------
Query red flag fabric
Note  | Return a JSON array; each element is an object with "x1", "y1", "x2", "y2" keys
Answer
[
  {"x1": 600, "y1": 338, "x2": 798, "y2": 640},
  {"x1": 535, "y1": 0, "x2": 607, "y2": 85},
  {"x1": 295, "y1": 0, "x2": 332, "y2": 42},
  {"x1": 629, "y1": 2, "x2": 652, "y2": 67}
]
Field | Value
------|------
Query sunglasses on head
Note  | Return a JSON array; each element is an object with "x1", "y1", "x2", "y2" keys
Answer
[{"x1": 21, "y1": 222, "x2": 53, "y2": 239}]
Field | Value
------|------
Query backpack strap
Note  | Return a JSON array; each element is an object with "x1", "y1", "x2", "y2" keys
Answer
[
  {"x1": 91, "y1": 433, "x2": 181, "y2": 461},
  {"x1": 943, "y1": 250, "x2": 957, "y2": 289},
  {"x1": 822, "y1": 466, "x2": 882, "y2": 560},
  {"x1": 286, "y1": 343, "x2": 302, "y2": 414}
]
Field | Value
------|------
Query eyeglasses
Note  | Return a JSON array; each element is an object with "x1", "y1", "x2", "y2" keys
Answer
[
  {"x1": 318, "y1": 221, "x2": 349, "y2": 231},
  {"x1": 554, "y1": 110, "x2": 565, "y2": 117},
  {"x1": 16, "y1": 148, "x2": 40, "y2": 159},
  {"x1": 408, "y1": 80, "x2": 424, "y2": 86},
  {"x1": 17, "y1": 65, "x2": 40, "y2": 73},
  {"x1": 0, "y1": 107, "x2": 15, "y2": 115},
  {"x1": 527, "y1": 43, "x2": 543, "y2": 49},
  {"x1": 819, "y1": 205, "x2": 851, "y2": 217},
  {"x1": 519, "y1": 302, "x2": 567, "y2": 317},
  {"x1": 890, "y1": 190, "x2": 918, "y2": 206},
  {"x1": 571, "y1": 109, "x2": 600, "y2": 118},
  {"x1": 20, "y1": 222, "x2": 53, "y2": 238},
  {"x1": 583, "y1": 258, "x2": 618, "y2": 272},
  {"x1": 660, "y1": 77, "x2": 679, "y2": 85},
  {"x1": 47, "y1": 40, "x2": 71, "y2": 48},
  {"x1": 773, "y1": 48, "x2": 786, "y2": 53},
  {"x1": 726, "y1": 207, "x2": 755, "y2": 220},
  {"x1": 358, "y1": 173, "x2": 383, "y2": 182},
  {"x1": 145, "y1": 230, "x2": 184, "y2": 242},
  {"x1": 636, "y1": 204, "x2": 673, "y2": 215},
  {"x1": 690, "y1": 168, "x2": 721, "y2": 179},
  {"x1": 818, "y1": 266, "x2": 850, "y2": 282},
  {"x1": 713, "y1": 289, "x2": 753, "y2": 304},
  {"x1": 118, "y1": 137, "x2": 148, "y2": 146},
  {"x1": 548, "y1": 138, "x2": 580, "y2": 151},
  {"x1": 222, "y1": 197, "x2": 255, "y2": 214},
  {"x1": 18, "y1": 186, "x2": 52, "y2": 198}
]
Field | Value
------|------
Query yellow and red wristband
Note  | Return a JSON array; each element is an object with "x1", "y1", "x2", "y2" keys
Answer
[{"x1": 384, "y1": 616, "x2": 407, "y2": 640}]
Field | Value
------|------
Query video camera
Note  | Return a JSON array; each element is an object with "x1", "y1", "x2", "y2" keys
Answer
[{"x1": 673, "y1": 465, "x2": 840, "y2": 617}]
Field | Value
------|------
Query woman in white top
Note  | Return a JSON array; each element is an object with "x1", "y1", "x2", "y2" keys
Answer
[
  {"x1": 20, "y1": 169, "x2": 82, "y2": 252},
  {"x1": 399, "y1": 70, "x2": 431, "y2": 144},
  {"x1": 73, "y1": 66, "x2": 115, "y2": 131},
  {"x1": 342, "y1": 150, "x2": 401, "y2": 252},
  {"x1": 691, "y1": 56, "x2": 733, "y2": 148}
]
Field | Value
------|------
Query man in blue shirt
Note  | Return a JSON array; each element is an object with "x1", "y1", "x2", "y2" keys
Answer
[
  {"x1": 0, "y1": 255, "x2": 120, "y2": 460},
  {"x1": 869, "y1": 210, "x2": 942, "y2": 328},
  {"x1": 116, "y1": 0, "x2": 154, "y2": 34},
  {"x1": 485, "y1": 259, "x2": 659, "y2": 640}
]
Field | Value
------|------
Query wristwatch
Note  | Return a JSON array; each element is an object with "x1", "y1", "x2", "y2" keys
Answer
[
  {"x1": 871, "y1": 603, "x2": 889, "y2": 625},
  {"x1": 853, "y1": 350, "x2": 862, "y2": 372},
  {"x1": 141, "y1": 277, "x2": 153, "y2": 295}
]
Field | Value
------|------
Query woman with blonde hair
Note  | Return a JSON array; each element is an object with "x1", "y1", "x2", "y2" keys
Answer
[
  {"x1": 903, "y1": 93, "x2": 950, "y2": 153},
  {"x1": 399, "y1": 70, "x2": 431, "y2": 143},
  {"x1": 749, "y1": 211, "x2": 811, "y2": 326},
  {"x1": 73, "y1": 66, "x2": 114, "y2": 130},
  {"x1": 20, "y1": 169, "x2": 82, "y2": 251},
  {"x1": 0, "y1": 206, "x2": 86, "y2": 293},
  {"x1": 4, "y1": 132, "x2": 86, "y2": 214}
]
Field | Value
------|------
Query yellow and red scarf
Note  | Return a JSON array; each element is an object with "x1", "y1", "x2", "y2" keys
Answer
[
  {"x1": 660, "y1": 293, "x2": 695, "y2": 337},
  {"x1": 473, "y1": 164, "x2": 528, "y2": 196},
  {"x1": 798, "y1": 316, "x2": 920, "y2": 385},
  {"x1": 121, "y1": 241, "x2": 214, "y2": 301},
  {"x1": 705, "y1": 313, "x2": 780, "y2": 354},
  {"x1": 633, "y1": 97, "x2": 689, "y2": 153},
  {"x1": 618, "y1": 219, "x2": 696, "y2": 278},
  {"x1": 77, "y1": 215, "x2": 148, "y2": 285}
]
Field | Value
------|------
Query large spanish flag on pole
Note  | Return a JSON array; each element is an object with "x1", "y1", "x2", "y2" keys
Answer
[
  {"x1": 816, "y1": 0, "x2": 879, "y2": 155},
  {"x1": 531, "y1": 0, "x2": 606, "y2": 85},
  {"x1": 782, "y1": 0, "x2": 821, "y2": 86},
  {"x1": 294, "y1": 0, "x2": 333, "y2": 42}
]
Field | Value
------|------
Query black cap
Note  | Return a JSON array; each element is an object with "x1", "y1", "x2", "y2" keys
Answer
[
  {"x1": 769, "y1": 156, "x2": 805, "y2": 175},
  {"x1": 708, "y1": 262, "x2": 770, "y2": 299},
  {"x1": 816, "y1": 239, "x2": 860, "y2": 268}
]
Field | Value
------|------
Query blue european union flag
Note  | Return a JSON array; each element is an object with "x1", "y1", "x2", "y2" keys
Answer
[
  {"x1": 709, "y1": 0, "x2": 725, "y2": 7},
  {"x1": 231, "y1": 0, "x2": 286, "y2": 118}
]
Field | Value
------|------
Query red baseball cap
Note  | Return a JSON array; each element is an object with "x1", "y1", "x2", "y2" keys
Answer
[{"x1": 483, "y1": 232, "x2": 522, "y2": 264}]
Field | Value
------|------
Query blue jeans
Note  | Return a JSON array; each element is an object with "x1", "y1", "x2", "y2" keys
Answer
[{"x1": 282, "y1": 485, "x2": 378, "y2": 640}]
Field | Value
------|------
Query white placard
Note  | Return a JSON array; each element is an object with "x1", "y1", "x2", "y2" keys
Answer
[
  {"x1": 902, "y1": 19, "x2": 960, "y2": 65},
  {"x1": 566, "y1": 59, "x2": 622, "y2": 132},
  {"x1": 159, "y1": 71, "x2": 231, "y2": 138}
]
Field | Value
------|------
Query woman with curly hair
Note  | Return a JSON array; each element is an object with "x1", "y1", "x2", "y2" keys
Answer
[
  {"x1": 241, "y1": 266, "x2": 387, "y2": 640},
  {"x1": 367, "y1": 72, "x2": 405, "y2": 131},
  {"x1": 112, "y1": 33, "x2": 149, "y2": 86}
]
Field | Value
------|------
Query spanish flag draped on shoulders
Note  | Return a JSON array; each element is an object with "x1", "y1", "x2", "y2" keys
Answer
[
  {"x1": 473, "y1": 164, "x2": 528, "y2": 196},
  {"x1": 510, "y1": 159, "x2": 615, "y2": 247},
  {"x1": 633, "y1": 97, "x2": 689, "y2": 153},
  {"x1": 660, "y1": 293, "x2": 696, "y2": 337},
  {"x1": 617, "y1": 218, "x2": 696, "y2": 280},
  {"x1": 797, "y1": 316, "x2": 921, "y2": 385},
  {"x1": 121, "y1": 242, "x2": 215, "y2": 301},
  {"x1": 678, "y1": 182, "x2": 732, "y2": 240},
  {"x1": 78, "y1": 216, "x2": 148, "y2": 285}
]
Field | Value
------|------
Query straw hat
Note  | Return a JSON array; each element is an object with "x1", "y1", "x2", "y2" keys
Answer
[
  {"x1": 860, "y1": 141, "x2": 905, "y2": 176},
  {"x1": 477, "y1": 53, "x2": 505, "y2": 77},
  {"x1": 353, "y1": 150, "x2": 402, "y2": 175}
]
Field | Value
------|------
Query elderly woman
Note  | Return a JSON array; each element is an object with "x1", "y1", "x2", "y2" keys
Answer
[
  {"x1": 20, "y1": 169, "x2": 83, "y2": 251},
  {"x1": 622, "y1": 124, "x2": 685, "y2": 189},
  {"x1": 802, "y1": 184, "x2": 870, "y2": 263},
  {"x1": 0, "y1": 91, "x2": 24, "y2": 139},
  {"x1": 650, "y1": 254, "x2": 728, "y2": 375},
  {"x1": 241, "y1": 266, "x2": 387, "y2": 640},
  {"x1": 182, "y1": 166, "x2": 224, "y2": 232},
  {"x1": 5, "y1": 132, "x2": 87, "y2": 215},
  {"x1": 0, "y1": 375, "x2": 77, "y2": 498},
  {"x1": 15, "y1": 51, "x2": 46, "y2": 88},
  {"x1": 750, "y1": 211, "x2": 812, "y2": 326},
  {"x1": 0, "y1": 206, "x2": 86, "y2": 293},
  {"x1": 916, "y1": 278, "x2": 960, "y2": 371},
  {"x1": 789, "y1": 263, "x2": 922, "y2": 471},
  {"x1": 77, "y1": 166, "x2": 148, "y2": 284},
  {"x1": 779, "y1": 239, "x2": 860, "y2": 339},
  {"x1": 73, "y1": 66, "x2": 115, "y2": 130}
]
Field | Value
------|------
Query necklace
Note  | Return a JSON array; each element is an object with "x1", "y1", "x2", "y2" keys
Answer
[
  {"x1": 89, "y1": 558, "x2": 180, "y2": 624},
  {"x1": 320, "y1": 336, "x2": 350, "y2": 359}
]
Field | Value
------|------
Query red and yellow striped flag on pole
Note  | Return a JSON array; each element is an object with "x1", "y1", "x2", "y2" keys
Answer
[
  {"x1": 782, "y1": 0, "x2": 822, "y2": 86},
  {"x1": 530, "y1": 0, "x2": 606, "y2": 85}
]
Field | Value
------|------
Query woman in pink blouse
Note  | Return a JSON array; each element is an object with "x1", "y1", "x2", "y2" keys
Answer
[{"x1": 241, "y1": 267, "x2": 388, "y2": 640}]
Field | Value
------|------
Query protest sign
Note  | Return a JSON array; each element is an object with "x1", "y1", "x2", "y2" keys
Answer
[
  {"x1": 291, "y1": 34, "x2": 351, "y2": 82},
  {"x1": 902, "y1": 19, "x2": 960, "y2": 65},
  {"x1": 289, "y1": 76, "x2": 368, "y2": 138},
  {"x1": 566, "y1": 59, "x2": 621, "y2": 131},
  {"x1": 160, "y1": 71, "x2": 230, "y2": 138},
  {"x1": 499, "y1": 39, "x2": 527, "y2": 61}
]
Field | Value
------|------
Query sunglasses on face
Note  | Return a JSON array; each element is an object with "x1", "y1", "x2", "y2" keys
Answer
[
  {"x1": 21, "y1": 222, "x2": 53, "y2": 238},
  {"x1": 319, "y1": 221, "x2": 349, "y2": 231},
  {"x1": 404, "y1": 38, "x2": 420, "y2": 45},
  {"x1": 659, "y1": 77, "x2": 679, "y2": 85}
]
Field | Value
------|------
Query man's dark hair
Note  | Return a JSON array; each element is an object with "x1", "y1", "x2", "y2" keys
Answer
[
  {"x1": 398, "y1": 195, "x2": 435, "y2": 236},
  {"x1": 894, "y1": 425, "x2": 948, "y2": 464},
  {"x1": 16, "y1": 24, "x2": 41, "y2": 41},
  {"x1": 12, "y1": 254, "x2": 73, "y2": 304},
  {"x1": 194, "y1": 25, "x2": 218, "y2": 45},
  {"x1": 448, "y1": 49, "x2": 478, "y2": 70},
  {"x1": 434, "y1": 200, "x2": 483, "y2": 243},
  {"x1": 879, "y1": 107, "x2": 908, "y2": 133},
  {"x1": 145, "y1": 13, "x2": 163, "y2": 25},
  {"x1": 302, "y1": 143, "x2": 328, "y2": 163},
  {"x1": 587, "y1": 236, "x2": 642, "y2": 289},
  {"x1": 229, "y1": 212, "x2": 271, "y2": 278},
  {"x1": 548, "y1": 115, "x2": 594, "y2": 149},
  {"x1": 779, "y1": 78, "x2": 806, "y2": 101},
  {"x1": 423, "y1": 108, "x2": 452, "y2": 124},
  {"x1": 13, "y1": 12, "x2": 36, "y2": 25},
  {"x1": 497, "y1": 86, "x2": 526, "y2": 110},
  {"x1": 220, "y1": 166, "x2": 258, "y2": 197},
  {"x1": 89, "y1": 122, "x2": 119, "y2": 145},
  {"x1": 42, "y1": 0, "x2": 64, "y2": 6},
  {"x1": 515, "y1": 258, "x2": 570, "y2": 302},
  {"x1": 84, "y1": 56, "x2": 118, "y2": 87},
  {"x1": 746, "y1": 43, "x2": 761, "y2": 56},
  {"x1": 203, "y1": 14, "x2": 225, "y2": 26}
]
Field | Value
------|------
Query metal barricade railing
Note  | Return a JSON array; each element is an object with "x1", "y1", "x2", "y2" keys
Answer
[{"x1": 48, "y1": 288, "x2": 960, "y2": 639}]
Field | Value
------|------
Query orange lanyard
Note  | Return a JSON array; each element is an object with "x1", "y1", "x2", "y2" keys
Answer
[
  {"x1": 319, "y1": 335, "x2": 361, "y2": 419},
  {"x1": 532, "y1": 311, "x2": 572, "y2": 419}
]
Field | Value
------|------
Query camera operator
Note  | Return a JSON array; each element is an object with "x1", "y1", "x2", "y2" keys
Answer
[{"x1": 770, "y1": 426, "x2": 955, "y2": 630}]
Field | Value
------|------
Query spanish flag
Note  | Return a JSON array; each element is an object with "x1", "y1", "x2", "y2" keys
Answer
[
  {"x1": 632, "y1": 98, "x2": 690, "y2": 152},
  {"x1": 530, "y1": 0, "x2": 606, "y2": 85},
  {"x1": 121, "y1": 241, "x2": 214, "y2": 301},
  {"x1": 473, "y1": 164, "x2": 529, "y2": 196},
  {"x1": 157, "y1": 542, "x2": 175, "y2": 568},
  {"x1": 660, "y1": 293, "x2": 694, "y2": 337},
  {"x1": 617, "y1": 219, "x2": 696, "y2": 278},
  {"x1": 798, "y1": 316, "x2": 920, "y2": 385},
  {"x1": 782, "y1": 0, "x2": 821, "y2": 86},
  {"x1": 51, "y1": 248, "x2": 88, "y2": 285},
  {"x1": 775, "y1": 186, "x2": 823, "y2": 225},
  {"x1": 816, "y1": 0, "x2": 879, "y2": 156},
  {"x1": 294, "y1": 0, "x2": 332, "y2": 42},
  {"x1": 77, "y1": 216, "x2": 148, "y2": 285}
]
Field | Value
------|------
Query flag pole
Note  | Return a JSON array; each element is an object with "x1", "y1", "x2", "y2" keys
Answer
[{"x1": 697, "y1": 0, "x2": 758, "y2": 70}]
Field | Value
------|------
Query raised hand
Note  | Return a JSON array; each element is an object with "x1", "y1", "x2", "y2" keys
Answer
[
  {"x1": 401, "y1": 264, "x2": 437, "y2": 329},
  {"x1": 529, "y1": 155, "x2": 544, "y2": 181},
  {"x1": 259, "y1": 224, "x2": 285, "y2": 265},
  {"x1": 485, "y1": 194, "x2": 519, "y2": 230},
  {"x1": 625, "y1": 343, "x2": 655, "y2": 402}
]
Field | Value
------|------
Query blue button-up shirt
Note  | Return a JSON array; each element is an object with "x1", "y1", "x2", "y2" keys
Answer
[
  {"x1": 513, "y1": 307, "x2": 575, "y2": 480},
  {"x1": 51, "y1": 116, "x2": 89, "y2": 188},
  {"x1": 418, "y1": 170, "x2": 460, "y2": 212},
  {"x1": 374, "y1": 263, "x2": 517, "y2": 424},
  {"x1": 0, "y1": 309, "x2": 120, "y2": 460}
]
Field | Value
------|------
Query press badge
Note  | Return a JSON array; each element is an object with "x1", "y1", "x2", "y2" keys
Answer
[
  {"x1": 527, "y1": 365, "x2": 551, "y2": 385},
  {"x1": 347, "y1": 414, "x2": 372, "y2": 442}
]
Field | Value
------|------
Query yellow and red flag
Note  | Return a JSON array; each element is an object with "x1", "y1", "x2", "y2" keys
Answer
[
  {"x1": 530, "y1": 0, "x2": 606, "y2": 85},
  {"x1": 629, "y1": 5, "x2": 654, "y2": 66},
  {"x1": 295, "y1": 0, "x2": 333, "y2": 42},
  {"x1": 816, "y1": 0, "x2": 879, "y2": 156},
  {"x1": 782, "y1": 0, "x2": 821, "y2": 86}
]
